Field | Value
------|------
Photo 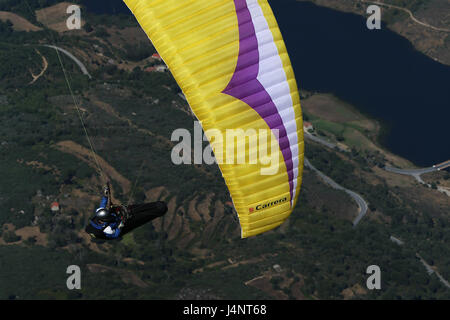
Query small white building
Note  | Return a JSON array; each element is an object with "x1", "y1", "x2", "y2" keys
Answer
[
  {"x1": 155, "y1": 65, "x2": 168, "y2": 72},
  {"x1": 273, "y1": 264, "x2": 282, "y2": 273},
  {"x1": 50, "y1": 202, "x2": 60, "y2": 213},
  {"x1": 304, "y1": 122, "x2": 314, "y2": 131}
]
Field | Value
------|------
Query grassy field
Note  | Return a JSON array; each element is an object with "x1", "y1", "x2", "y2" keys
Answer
[
  {"x1": 0, "y1": 1, "x2": 448, "y2": 300},
  {"x1": 302, "y1": 93, "x2": 414, "y2": 168}
]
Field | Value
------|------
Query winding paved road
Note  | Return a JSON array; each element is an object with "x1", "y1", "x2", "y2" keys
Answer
[
  {"x1": 304, "y1": 158, "x2": 368, "y2": 226},
  {"x1": 43, "y1": 44, "x2": 92, "y2": 79},
  {"x1": 304, "y1": 130, "x2": 369, "y2": 225},
  {"x1": 384, "y1": 166, "x2": 437, "y2": 184},
  {"x1": 384, "y1": 164, "x2": 450, "y2": 198},
  {"x1": 304, "y1": 131, "x2": 342, "y2": 151}
]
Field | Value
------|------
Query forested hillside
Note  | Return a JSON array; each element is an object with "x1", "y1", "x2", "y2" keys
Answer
[{"x1": 0, "y1": 1, "x2": 448, "y2": 300}]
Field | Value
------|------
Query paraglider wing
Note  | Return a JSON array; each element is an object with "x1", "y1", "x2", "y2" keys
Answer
[{"x1": 124, "y1": 0, "x2": 304, "y2": 238}]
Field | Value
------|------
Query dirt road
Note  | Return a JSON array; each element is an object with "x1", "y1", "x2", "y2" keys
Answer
[{"x1": 54, "y1": 140, "x2": 131, "y2": 196}]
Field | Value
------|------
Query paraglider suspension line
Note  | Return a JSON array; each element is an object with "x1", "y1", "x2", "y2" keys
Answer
[{"x1": 24, "y1": 0, "x2": 106, "y2": 182}]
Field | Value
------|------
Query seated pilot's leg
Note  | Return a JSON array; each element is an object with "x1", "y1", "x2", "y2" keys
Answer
[
  {"x1": 128, "y1": 201, "x2": 168, "y2": 219},
  {"x1": 120, "y1": 201, "x2": 168, "y2": 235}
]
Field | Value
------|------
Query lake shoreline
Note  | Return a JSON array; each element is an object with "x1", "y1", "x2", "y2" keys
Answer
[
  {"x1": 78, "y1": 0, "x2": 450, "y2": 167},
  {"x1": 272, "y1": 0, "x2": 450, "y2": 167},
  {"x1": 301, "y1": 91, "x2": 418, "y2": 169},
  {"x1": 293, "y1": 0, "x2": 450, "y2": 67}
]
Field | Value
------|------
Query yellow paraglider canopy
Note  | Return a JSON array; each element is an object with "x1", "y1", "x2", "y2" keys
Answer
[{"x1": 124, "y1": 0, "x2": 304, "y2": 238}]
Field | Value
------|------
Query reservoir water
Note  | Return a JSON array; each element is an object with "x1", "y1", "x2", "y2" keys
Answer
[
  {"x1": 269, "y1": 0, "x2": 450, "y2": 167},
  {"x1": 82, "y1": 0, "x2": 450, "y2": 167}
]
